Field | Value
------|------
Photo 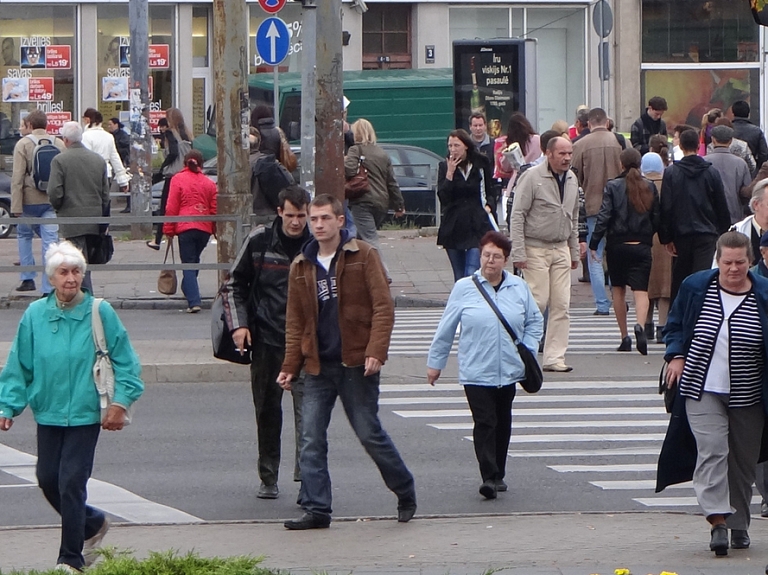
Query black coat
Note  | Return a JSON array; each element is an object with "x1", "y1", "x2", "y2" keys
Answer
[
  {"x1": 589, "y1": 173, "x2": 660, "y2": 249},
  {"x1": 437, "y1": 154, "x2": 494, "y2": 250},
  {"x1": 732, "y1": 117, "x2": 768, "y2": 170},
  {"x1": 630, "y1": 112, "x2": 667, "y2": 156},
  {"x1": 112, "y1": 128, "x2": 130, "y2": 167},
  {"x1": 658, "y1": 155, "x2": 730, "y2": 245}
]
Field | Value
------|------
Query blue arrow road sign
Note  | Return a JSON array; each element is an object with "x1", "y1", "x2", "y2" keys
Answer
[{"x1": 256, "y1": 17, "x2": 290, "y2": 66}]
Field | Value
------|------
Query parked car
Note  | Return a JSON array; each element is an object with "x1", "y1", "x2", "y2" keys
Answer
[
  {"x1": 193, "y1": 143, "x2": 441, "y2": 225},
  {"x1": 0, "y1": 171, "x2": 13, "y2": 239}
]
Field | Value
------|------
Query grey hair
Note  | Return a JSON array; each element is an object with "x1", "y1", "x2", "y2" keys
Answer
[
  {"x1": 750, "y1": 178, "x2": 768, "y2": 213},
  {"x1": 45, "y1": 241, "x2": 87, "y2": 278},
  {"x1": 59, "y1": 121, "x2": 82, "y2": 143}
]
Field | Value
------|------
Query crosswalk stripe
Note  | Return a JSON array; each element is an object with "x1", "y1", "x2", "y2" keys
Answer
[
  {"x1": 507, "y1": 448, "x2": 661, "y2": 458},
  {"x1": 548, "y1": 464, "x2": 658, "y2": 472},
  {"x1": 382, "y1": 394, "x2": 664, "y2": 405},
  {"x1": 497, "y1": 433, "x2": 665, "y2": 444},
  {"x1": 381, "y1": 381, "x2": 658, "y2": 393},
  {"x1": 431, "y1": 420, "x2": 668, "y2": 430},
  {"x1": 633, "y1": 495, "x2": 763, "y2": 507},
  {"x1": 591, "y1": 480, "x2": 691, "y2": 490},
  {"x1": 394, "y1": 407, "x2": 665, "y2": 417}
]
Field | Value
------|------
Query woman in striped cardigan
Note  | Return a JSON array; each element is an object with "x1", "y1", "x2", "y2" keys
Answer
[{"x1": 663, "y1": 230, "x2": 768, "y2": 557}]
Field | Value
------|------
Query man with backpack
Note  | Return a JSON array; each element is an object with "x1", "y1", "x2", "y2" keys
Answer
[
  {"x1": 10, "y1": 110, "x2": 65, "y2": 295},
  {"x1": 248, "y1": 128, "x2": 294, "y2": 227}
]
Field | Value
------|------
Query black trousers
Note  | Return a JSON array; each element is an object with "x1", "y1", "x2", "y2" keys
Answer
[
  {"x1": 670, "y1": 234, "x2": 717, "y2": 304},
  {"x1": 250, "y1": 343, "x2": 303, "y2": 485},
  {"x1": 153, "y1": 176, "x2": 173, "y2": 245},
  {"x1": 464, "y1": 384, "x2": 516, "y2": 482}
]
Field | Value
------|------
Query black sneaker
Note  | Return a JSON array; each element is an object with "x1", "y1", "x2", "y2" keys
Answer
[
  {"x1": 479, "y1": 480, "x2": 497, "y2": 499},
  {"x1": 15, "y1": 279, "x2": 36, "y2": 292}
]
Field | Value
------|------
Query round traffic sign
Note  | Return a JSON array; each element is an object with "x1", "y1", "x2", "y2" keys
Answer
[
  {"x1": 258, "y1": 0, "x2": 286, "y2": 14},
  {"x1": 255, "y1": 17, "x2": 291, "y2": 66}
]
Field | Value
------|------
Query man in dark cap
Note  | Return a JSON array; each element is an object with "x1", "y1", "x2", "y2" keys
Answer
[{"x1": 704, "y1": 125, "x2": 751, "y2": 225}]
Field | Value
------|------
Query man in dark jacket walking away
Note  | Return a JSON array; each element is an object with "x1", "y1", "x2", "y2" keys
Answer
[
  {"x1": 659, "y1": 129, "x2": 731, "y2": 303},
  {"x1": 731, "y1": 100, "x2": 768, "y2": 174},
  {"x1": 221, "y1": 185, "x2": 310, "y2": 500},
  {"x1": 631, "y1": 96, "x2": 668, "y2": 155}
]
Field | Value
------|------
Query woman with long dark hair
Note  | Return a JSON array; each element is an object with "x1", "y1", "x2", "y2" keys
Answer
[
  {"x1": 493, "y1": 112, "x2": 541, "y2": 186},
  {"x1": 437, "y1": 129, "x2": 495, "y2": 282},
  {"x1": 162, "y1": 149, "x2": 217, "y2": 313},
  {"x1": 589, "y1": 148, "x2": 660, "y2": 354},
  {"x1": 147, "y1": 107, "x2": 192, "y2": 250}
]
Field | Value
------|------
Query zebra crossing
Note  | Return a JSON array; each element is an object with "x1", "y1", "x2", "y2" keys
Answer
[
  {"x1": 383, "y1": 377, "x2": 762, "y2": 511},
  {"x1": 391, "y1": 306, "x2": 666, "y2": 356}
]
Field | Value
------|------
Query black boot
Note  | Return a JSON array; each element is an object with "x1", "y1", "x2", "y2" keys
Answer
[
  {"x1": 644, "y1": 322, "x2": 654, "y2": 343},
  {"x1": 656, "y1": 325, "x2": 665, "y2": 344}
]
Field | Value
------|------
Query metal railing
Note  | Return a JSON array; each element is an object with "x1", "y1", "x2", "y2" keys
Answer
[{"x1": 0, "y1": 214, "x2": 247, "y2": 275}]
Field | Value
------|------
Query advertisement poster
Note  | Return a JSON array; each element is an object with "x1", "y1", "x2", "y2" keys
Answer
[
  {"x1": 20, "y1": 46, "x2": 45, "y2": 69},
  {"x1": 149, "y1": 45, "x2": 169, "y2": 69},
  {"x1": 44, "y1": 45, "x2": 71, "y2": 69},
  {"x1": 452, "y1": 40, "x2": 526, "y2": 135},
  {"x1": 28, "y1": 77, "x2": 53, "y2": 100},
  {"x1": 643, "y1": 68, "x2": 759, "y2": 128},
  {"x1": 150, "y1": 110, "x2": 166, "y2": 133},
  {"x1": 2, "y1": 77, "x2": 28, "y2": 101},
  {"x1": 46, "y1": 111, "x2": 72, "y2": 131},
  {"x1": 102, "y1": 77, "x2": 129, "y2": 101}
]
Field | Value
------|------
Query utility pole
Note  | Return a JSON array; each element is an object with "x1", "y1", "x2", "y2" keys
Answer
[
  {"x1": 300, "y1": 0, "x2": 317, "y2": 194},
  {"x1": 128, "y1": 0, "x2": 152, "y2": 238},
  {"x1": 212, "y1": 0, "x2": 251, "y2": 277},
  {"x1": 314, "y1": 0, "x2": 344, "y2": 201}
]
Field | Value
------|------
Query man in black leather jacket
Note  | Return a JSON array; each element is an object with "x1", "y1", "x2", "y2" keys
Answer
[
  {"x1": 220, "y1": 185, "x2": 311, "y2": 501},
  {"x1": 659, "y1": 129, "x2": 730, "y2": 303},
  {"x1": 731, "y1": 100, "x2": 768, "y2": 175}
]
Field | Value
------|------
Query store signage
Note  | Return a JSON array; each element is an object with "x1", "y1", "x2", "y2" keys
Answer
[
  {"x1": 149, "y1": 45, "x2": 169, "y2": 69},
  {"x1": 2, "y1": 77, "x2": 53, "y2": 102},
  {"x1": 45, "y1": 111, "x2": 72, "y2": 131},
  {"x1": 258, "y1": 0, "x2": 287, "y2": 14},
  {"x1": 28, "y1": 77, "x2": 53, "y2": 100},
  {"x1": 44, "y1": 45, "x2": 71, "y2": 69},
  {"x1": 255, "y1": 17, "x2": 290, "y2": 66},
  {"x1": 149, "y1": 110, "x2": 166, "y2": 133}
]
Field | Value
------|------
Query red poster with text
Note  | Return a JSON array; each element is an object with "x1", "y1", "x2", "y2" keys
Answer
[
  {"x1": 45, "y1": 45, "x2": 71, "y2": 69},
  {"x1": 149, "y1": 45, "x2": 169, "y2": 69},
  {"x1": 28, "y1": 78, "x2": 54, "y2": 101},
  {"x1": 46, "y1": 112, "x2": 72, "y2": 131},
  {"x1": 150, "y1": 110, "x2": 166, "y2": 133}
]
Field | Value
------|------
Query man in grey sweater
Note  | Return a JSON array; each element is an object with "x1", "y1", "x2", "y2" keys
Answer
[{"x1": 704, "y1": 125, "x2": 751, "y2": 225}]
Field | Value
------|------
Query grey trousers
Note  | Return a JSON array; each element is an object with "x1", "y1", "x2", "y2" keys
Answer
[
  {"x1": 686, "y1": 393, "x2": 764, "y2": 530},
  {"x1": 349, "y1": 204, "x2": 389, "y2": 276}
]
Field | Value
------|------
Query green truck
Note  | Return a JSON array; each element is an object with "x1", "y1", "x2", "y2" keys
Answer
[{"x1": 194, "y1": 68, "x2": 454, "y2": 160}]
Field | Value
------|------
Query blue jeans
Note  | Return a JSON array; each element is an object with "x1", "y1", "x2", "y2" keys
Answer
[
  {"x1": 36, "y1": 424, "x2": 105, "y2": 570},
  {"x1": 445, "y1": 247, "x2": 481, "y2": 283},
  {"x1": 177, "y1": 229, "x2": 210, "y2": 308},
  {"x1": 586, "y1": 216, "x2": 610, "y2": 313},
  {"x1": 18, "y1": 203, "x2": 58, "y2": 294},
  {"x1": 344, "y1": 200, "x2": 358, "y2": 239},
  {"x1": 300, "y1": 362, "x2": 415, "y2": 520}
]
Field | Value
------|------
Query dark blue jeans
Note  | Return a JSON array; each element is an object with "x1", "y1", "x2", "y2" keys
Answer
[
  {"x1": 177, "y1": 229, "x2": 211, "y2": 308},
  {"x1": 36, "y1": 424, "x2": 105, "y2": 570},
  {"x1": 445, "y1": 247, "x2": 480, "y2": 283},
  {"x1": 300, "y1": 362, "x2": 415, "y2": 520}
]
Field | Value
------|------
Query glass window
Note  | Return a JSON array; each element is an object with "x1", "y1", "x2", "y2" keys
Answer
[
  {"x1": 0, "y1": 5, "x2": 76, "y2": 171},
  {"x1": 642, "y1": 68, "x2": 760, "y2": 127},
  {"x1": 642, "y1": 0, "x2": 759, "y2": 63},
  {"x1": 192, "y1": 7, "x2": 209, "y2": 68},
  {"x1": 449, "y1": 8, "x2": 510, "y2": 42},
  {"x1": 362, "y1": 4, "x2": 411, "y2": 69},
  {"x1": 249, "y1": 4, "x2": 304, "y2": 74},
  {"x1": 96, "y1": 5, "x2": 175, "y2": 126}
]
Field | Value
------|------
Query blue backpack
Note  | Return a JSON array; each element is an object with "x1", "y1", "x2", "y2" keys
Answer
[{"x1": 27, "y1": 134, "x2": 60, "y2": 192}]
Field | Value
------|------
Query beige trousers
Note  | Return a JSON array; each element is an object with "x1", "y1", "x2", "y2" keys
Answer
[{"x1": 523, "y1": 243, "x2": 572, "y2": 367}]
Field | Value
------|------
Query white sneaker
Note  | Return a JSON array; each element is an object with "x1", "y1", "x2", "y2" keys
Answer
[
  {"x1": 83, "y1": 516, "x2": 110, "y2": 566},
  {"x1": 54, "y1": 564, "x2": 81, "y2": 574}
]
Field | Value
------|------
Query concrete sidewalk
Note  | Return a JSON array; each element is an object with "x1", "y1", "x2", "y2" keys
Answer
[{"x1": 2, "y1": 512, "x2": 768, "y2": 574}]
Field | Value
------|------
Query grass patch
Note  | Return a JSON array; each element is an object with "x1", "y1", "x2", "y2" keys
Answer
[{"x1": 1, "y1": 549, "x2": 278, "y2": 575}]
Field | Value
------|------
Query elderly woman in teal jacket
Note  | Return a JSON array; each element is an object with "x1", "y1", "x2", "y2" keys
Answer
[
  {"x1": 0, "y1": 240, "x2": 143, "y2": 573},
  {"x1": 427, "y1": 230, "x2": 543, "y2": 500}
]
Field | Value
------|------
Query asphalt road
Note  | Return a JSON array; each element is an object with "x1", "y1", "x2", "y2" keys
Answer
[{"x1": 0, "y1": 308, "x2": 705, "y2": 528}]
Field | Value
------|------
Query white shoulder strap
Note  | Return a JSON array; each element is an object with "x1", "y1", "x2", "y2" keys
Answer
[
  {"x1": 26, "y1": 134, "x2": 39, "y2": 146},
  {"x1": 91, "y1": 298, "x2": 108, "y2": 356}
]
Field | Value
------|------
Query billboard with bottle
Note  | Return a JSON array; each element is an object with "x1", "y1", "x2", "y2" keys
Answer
[{"x1": 452, "y1": 39, "x2": 537, "y2": 136}]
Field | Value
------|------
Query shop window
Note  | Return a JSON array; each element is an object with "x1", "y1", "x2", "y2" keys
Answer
[
  {"x1": 362, "y1": 4, "x2": 411, "y2": 70},
  {"x1": 97, "y1": 4, "x2": 175, "y2": 133},
  {"x1": 642, "y1": 0, "x2": 759, "y2": 63},
  {"x1": 192, "y1": 7, "x2": 209, "y2": 68},
  {"x1": 0, "y1": 4, "x2": 76, "y2": 171},
  {"x1": 642, "y1": 68, "x2": 761, "y2": 127}
]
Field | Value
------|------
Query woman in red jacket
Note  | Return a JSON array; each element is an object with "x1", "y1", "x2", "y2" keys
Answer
[{"x1": 162, "y1": 149, "x2": 217, "y2": 313}]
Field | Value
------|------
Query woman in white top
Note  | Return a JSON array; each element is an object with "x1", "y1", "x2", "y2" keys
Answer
[{"x1": 81, "y1": 108, "x2": 130, "y2": 191}]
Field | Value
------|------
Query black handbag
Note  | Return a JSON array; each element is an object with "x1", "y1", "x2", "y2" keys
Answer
[
  {"x1": 211, "y1": 234, "x2": 269, "y2": 365},
  {"x1": 472, "y1": 275, "x2": 543, "y2": 393},
  {"x1": 658, "y1": 360, "x2": 677, "y2": 413},
  {"x1": 86, "y1": 233, "x2": 114, "y2": 265}
]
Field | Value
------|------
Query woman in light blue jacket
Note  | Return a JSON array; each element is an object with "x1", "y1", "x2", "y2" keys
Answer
[
  {"x1": 427, "y1": 231, "x2": 543, "y2": 500},
  {"x1": 0, "y1": 241, "x2": 143, "y2": 573}
]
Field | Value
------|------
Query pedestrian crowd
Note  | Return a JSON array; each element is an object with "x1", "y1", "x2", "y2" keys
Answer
[{"x1": 5, "y1": 94, "x2": 768, "y2": 572}]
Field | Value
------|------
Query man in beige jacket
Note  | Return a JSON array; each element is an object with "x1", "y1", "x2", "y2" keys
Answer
[
  {"x1": 10, "y1": 110, "x2": 65, "y2": 295},
  {"x1": 510, "y1": 137, "x2": 580, "y2": 372}
]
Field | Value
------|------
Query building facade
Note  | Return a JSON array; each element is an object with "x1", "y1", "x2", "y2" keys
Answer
[{"x1": 0, "y1": 0, "x2": 764, "y2": 150}]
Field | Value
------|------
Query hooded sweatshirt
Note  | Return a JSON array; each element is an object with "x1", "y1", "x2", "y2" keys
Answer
[{"x1": 658, "y1": 155, "x2": 731, "y2": 244}]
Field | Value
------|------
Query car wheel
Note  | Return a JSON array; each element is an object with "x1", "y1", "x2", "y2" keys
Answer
[{"x1": 0, "y1": 201, "x2": 12, "y2": 239}]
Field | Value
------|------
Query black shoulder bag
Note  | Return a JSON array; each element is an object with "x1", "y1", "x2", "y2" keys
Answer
[{"x1": 472, "y1": 275, "x2": 543, "y2": 393}]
